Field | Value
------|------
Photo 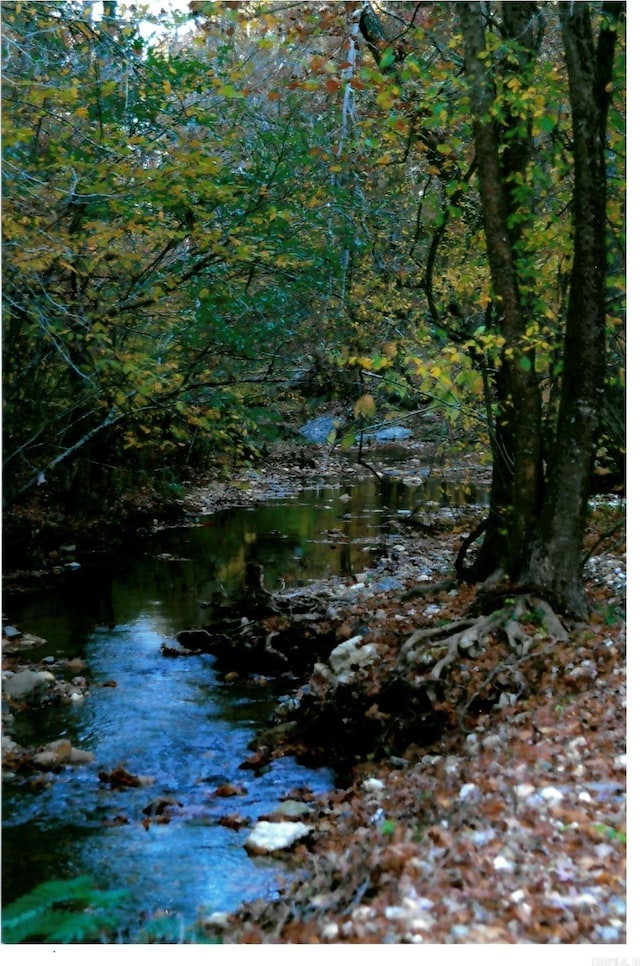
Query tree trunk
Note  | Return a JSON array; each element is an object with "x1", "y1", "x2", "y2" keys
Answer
[
  {"x1": 522, "y1": 2, "x2": 624, "y2": 616},
  {"x1": 458, "y1": 2, "x2": 543, "y2": 580},
  {"x1": 460, "y1": 1, "x2": 623, "y2": 616}
]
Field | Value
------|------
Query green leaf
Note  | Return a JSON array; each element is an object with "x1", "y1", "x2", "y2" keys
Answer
[
  {"x1": 379, "y1": 48, "x2": 395, "y2": 70},
  {"x1": 218, "y1": 83, "x2": 245, "y2": 99},
  {"x1": 1, "y1": 876, "x2": 129, "y2": 944},
  {"x1": 536, "y1": 114, "x2": 556, "y2": 133},
  {"x1": 340, "y1": 430, "x2": 358, "y2": 449}
]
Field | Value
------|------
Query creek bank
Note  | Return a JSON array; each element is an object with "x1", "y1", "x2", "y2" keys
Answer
[
  {"x1": 204, "y1": 564, "x2": 626, "y2": 944},
  {"x1": 171, "y1": 464, "x2": 626, "y2": 943}
]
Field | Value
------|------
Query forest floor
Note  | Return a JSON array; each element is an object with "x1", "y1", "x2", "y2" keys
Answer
[
  {"x1": 2, "y1": 437, "x2": 629, "y2": 945},
  {"x1": 179, "y1": 439, "x2": 628, "y2": 946}
]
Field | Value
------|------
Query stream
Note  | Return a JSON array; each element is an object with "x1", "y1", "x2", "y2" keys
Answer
[{"x1": 2, "y1": 467, "x2": 488, "y2": 935}]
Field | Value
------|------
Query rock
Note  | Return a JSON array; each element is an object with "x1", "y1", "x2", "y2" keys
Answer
[
  {"x1": 372, "y1": 576, "x2": 404, "y2": 592},
  {"x1": 239, "y1": 748, "x2": 272, "y2": 771},
  {"x1": 328, "y1": 636, "x2": 377, "y2": 675},
  {"x1": 3, "y1": 670, "x2": 55, "y2": 701},
  {"x1": 470, "y1": 828, "x2": 496, "y2": 847},
  {"x1": 298, "y1": 415, "x2": 343, "y2": 444},
  {"x1": 270, "y1": 800, "x2": 314, "y2": 819},
  {"x1": 613, "y1": 753, "x2": 626, "y2": 771},
  {"x1": 2, "y1": 735, "x2": 23, "y2": 758},
  {"x1": 366, "y1": 426, "x2": 412, "y2": 442},
  {"x1": 202, "y1": 912, "x2": 232, "y2": 931},
  {"x1": 244, "y1": 820, "x2": 312, "y2": 856},
  {"x1": 12, "y1": 632, "x2": 48, "y2": 649},
  {"x1": 161, "y1": 642, "x2": 192, "y2": 657},
  {"x1": 458, "y1": 782, "x2": 480, "y2": 802},
  {"x1": 176, "y1": 628, "x2": 213, "y2": 650},
  {"x1": 69, "y1": 747, "x2": 95, "y2": 765},
  {"x1": 493, "y1": 854, "x2": 515, "y2": 873},
  {"x1": 362, "y1": 777, "x2": 385, "y2": 794},
  {"x1": 3, "y1": 626, "x2": 22, "y2": 640},
  {"x1": 67, "y1": 658, "x2": 87, "y2": 673},
  {"x1": 214, "y1": 782, "x2": 247, "y2": 798},
  {"x1": 98, "y1": 766, "x2": 154, "y2": 788},
  {"x1": 32, "y1": 739, "x2": 72, "y2": 769},
  {"x1": 218, "y1": 812, "x2": 250, "y2": 831},
  {"x1": 142, "y1": 796, "x2": 183, "y2": 817}
]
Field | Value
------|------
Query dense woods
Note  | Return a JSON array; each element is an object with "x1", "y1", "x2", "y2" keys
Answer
[
  {"x1": 1, "y1": 1, "x2": 627, "y2": 945},
  {"x1": 2, "y1": 1, "x2": 625, "y2": 602}
]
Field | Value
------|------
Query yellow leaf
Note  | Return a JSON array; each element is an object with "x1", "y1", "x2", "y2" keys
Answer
[{"x1": 354, "y1": 393, "x2": 376, "y2": 419}]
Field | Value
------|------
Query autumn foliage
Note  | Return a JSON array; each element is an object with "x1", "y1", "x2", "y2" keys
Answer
[{"x1": 2, "y1": 2, "x2": 625, "y2": 608}]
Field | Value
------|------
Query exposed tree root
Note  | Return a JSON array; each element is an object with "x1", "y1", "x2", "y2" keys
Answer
[
  {"x1": 454, "y1": 517, "x2": 488, "y2": 580},
  {"x1": 400, "y1": 593, "x2": 569, "y2": 682}
]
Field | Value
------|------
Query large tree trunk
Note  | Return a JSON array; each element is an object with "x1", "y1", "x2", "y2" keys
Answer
[
  {"x1": 459, "y1": 2, "x2": 543, "y2": 580},
  {"x1": 522, "y1": 2, "x2": 624, "y2": 616}
]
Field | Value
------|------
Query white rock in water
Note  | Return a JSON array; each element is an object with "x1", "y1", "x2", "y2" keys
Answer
[
  {"x1": 69, "y1": 747, "x2": 95, "y2": 765},
  {"x1": 3, "y1": 670, "x2": 55, "y2": 700},
  {"x1": 244, "y1": 820, "x2": 312, "y2": 855},
  {"x1": 32, "y1": 739, "x2": 72, "y2": 769}
]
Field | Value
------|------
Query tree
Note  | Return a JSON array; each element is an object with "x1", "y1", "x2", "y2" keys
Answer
[
  {"x1": 457, "y1": 1, "x2": 624, "y2": 617},
  {"x1": 2, "y1": 0, "x2": 624, "y2": 616},
  {"x1": 339, "y1": 1, "x2": 623, "y2": 618},
  {"x1": 521, "y1": 1, "x2": 625, "y2": 615},
  {"x1": 1, "y1": 1, "x2": 355, "y2": 514}
]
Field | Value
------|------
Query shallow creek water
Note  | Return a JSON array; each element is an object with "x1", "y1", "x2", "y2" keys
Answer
[{"x1": 2, "y1": 469, "x2": 487, "y2": 933}]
